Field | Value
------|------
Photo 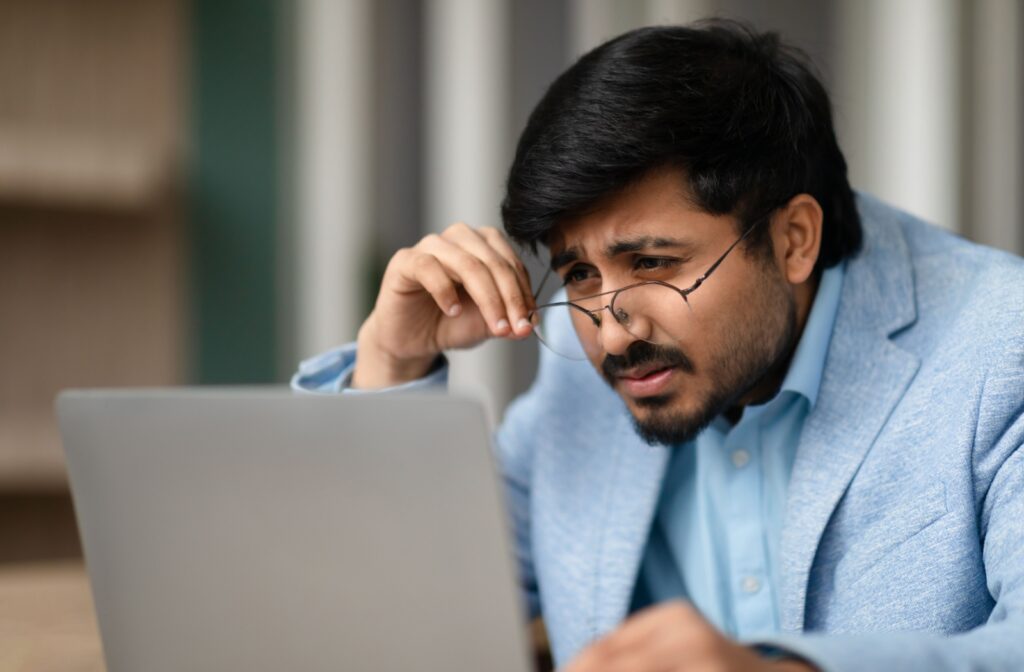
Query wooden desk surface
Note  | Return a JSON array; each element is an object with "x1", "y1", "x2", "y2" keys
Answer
[{"x1": 0, "y1": 561, "x2": 105, "y2": 672}]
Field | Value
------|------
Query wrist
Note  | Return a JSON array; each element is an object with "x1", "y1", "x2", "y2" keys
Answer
[{"x1": 352, "y1": 317, "x2": 437, "y2": 389}]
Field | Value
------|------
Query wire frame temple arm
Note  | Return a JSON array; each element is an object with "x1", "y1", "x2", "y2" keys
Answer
[{"x1": 683, "y1": 221, "x2": 759, "y2": 295}]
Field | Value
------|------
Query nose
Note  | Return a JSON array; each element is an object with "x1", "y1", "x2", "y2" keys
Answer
[{"x1": 596, "y1": 305, "x2": 639, "y2": 356}]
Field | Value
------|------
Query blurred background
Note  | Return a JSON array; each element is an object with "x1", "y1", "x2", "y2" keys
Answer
[{"x1": 0, "y1": 0, "x2": 1021, "y2": 668}]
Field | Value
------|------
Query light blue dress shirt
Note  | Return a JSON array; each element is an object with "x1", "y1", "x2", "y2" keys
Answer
[{"x1": 631, "y1": 263, "x2": 845, "y2": 640}]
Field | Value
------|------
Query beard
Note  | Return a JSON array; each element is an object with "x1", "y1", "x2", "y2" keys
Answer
[{"x1": 601, "y1": 269, "x2": 798, "y2": 446}]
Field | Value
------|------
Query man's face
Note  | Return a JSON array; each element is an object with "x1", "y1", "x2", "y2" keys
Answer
[{"x1": 547, "y1": 170, "x2": 799, "y2": 445}]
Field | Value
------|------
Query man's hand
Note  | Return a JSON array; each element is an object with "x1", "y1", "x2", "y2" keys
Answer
[
  {"x1": 353, "y1": 222, "x2": 535, "y2": 389},
  {"x1": 564, "y1": 601, "x2": 816, "y2": 672}
]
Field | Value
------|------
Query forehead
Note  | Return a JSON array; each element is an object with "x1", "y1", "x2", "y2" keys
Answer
[{"x1": 548, "y1": 169, "x2": 733, "y2": 259}]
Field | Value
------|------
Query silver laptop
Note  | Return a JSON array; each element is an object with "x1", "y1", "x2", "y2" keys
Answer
[{"x1": 57, "y1": 389, "x2": 532, "y2": 672}]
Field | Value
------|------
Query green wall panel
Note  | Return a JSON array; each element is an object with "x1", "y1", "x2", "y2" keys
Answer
[{"x1": 190, "y1": 0, "x2": 278, "y2": 383}]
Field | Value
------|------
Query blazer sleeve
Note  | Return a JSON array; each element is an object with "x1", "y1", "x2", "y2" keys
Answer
[
  {"x1": 290, "y1": 343, "x2": 542, "y2": 620},
  {"x1": 755, "y1": 336, "x2": 1024, "y2": 672},
  {"x1": 290, "y1": 343, "x2": 448, "y2": 394}
]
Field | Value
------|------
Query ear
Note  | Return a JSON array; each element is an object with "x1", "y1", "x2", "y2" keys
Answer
[{"x1": 771, "y1": 194, "x2": 823, "y2": 285}]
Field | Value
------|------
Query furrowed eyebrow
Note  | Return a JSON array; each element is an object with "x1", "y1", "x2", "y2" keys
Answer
[
  {"x1": 550, "y1": 248, "x2": 579, "y2": 271},
  {"x1": 604, "y1": 236, "x2": 693, "y2": 258},
  {"x1": 551, "y1": 237, "x2": 693, "y2": 271}
]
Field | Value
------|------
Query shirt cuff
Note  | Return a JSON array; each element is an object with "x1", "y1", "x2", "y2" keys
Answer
[
  {"x1": 748, "y1": 632, "x2": 948, "y2": 672},
  {"x1": 749, "y1": 642, "x2": 823, "y2": 670},
  {"x1": 290, "y1": 342, "x2": 448, "y2": 394}
]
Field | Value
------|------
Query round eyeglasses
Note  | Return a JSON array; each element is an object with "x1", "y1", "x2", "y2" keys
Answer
[{"x1": 527, "y1": 225, "x2": 756, "y2": 360}]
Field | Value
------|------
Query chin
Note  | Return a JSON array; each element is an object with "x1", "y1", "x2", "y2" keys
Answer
[
  {"x1": 625, "y1": 391, "x2": 718, "y2": 447},
  {"x1": 626, "y1": 385, "x2": 699, "y2": 413},
  {"x1": 631, "y1": 393, "x2": 675, "y2": 410}
]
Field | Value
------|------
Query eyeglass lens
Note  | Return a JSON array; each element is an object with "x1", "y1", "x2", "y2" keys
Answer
[{"x1": 529, "y1": 282, "x2": 690, "y2": 360}]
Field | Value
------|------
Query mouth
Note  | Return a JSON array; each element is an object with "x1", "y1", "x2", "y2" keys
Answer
[{"x1": 617, "y1": 365, "x2": 677, "y2": 398}]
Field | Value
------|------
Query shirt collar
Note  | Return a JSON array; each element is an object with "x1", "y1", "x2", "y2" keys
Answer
[{"x1": 777, "y1": 261, "x2": 845, "y2": 409}]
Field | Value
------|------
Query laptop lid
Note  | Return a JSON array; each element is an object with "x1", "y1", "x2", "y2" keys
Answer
[{"x1": 57, "y1": 389, "x2": 532, "y2": 672}]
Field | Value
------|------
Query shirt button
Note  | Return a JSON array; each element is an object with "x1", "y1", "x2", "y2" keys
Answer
[
  {"x1": 740, "y1": 576, "x2": 762, "y2": 594},
  {"x1": 731, "y1": 449, "x2": 751, "y2": 468}
]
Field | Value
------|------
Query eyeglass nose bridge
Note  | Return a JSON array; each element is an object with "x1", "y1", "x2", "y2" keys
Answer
[{"x1": 580, "y1": 302, "x2": 633, "y2": 329}]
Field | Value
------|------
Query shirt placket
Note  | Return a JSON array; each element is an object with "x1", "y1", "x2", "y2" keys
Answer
[{"x1": 722, "y1": 416, "x2": 777, "y2": 638}]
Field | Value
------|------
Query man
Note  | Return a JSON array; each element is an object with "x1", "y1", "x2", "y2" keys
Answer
[{"x1": 293, "y1": 21, "x2": 1024, "y2": 671}]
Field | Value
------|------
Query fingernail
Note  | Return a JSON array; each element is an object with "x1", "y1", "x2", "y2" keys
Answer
[
  {"x1": 516, "y1": 318, "x2": 531, "y2": 332},
  {"x1": 496, "y1": 319, "x2": 510, "y2": 332},
  {"x1": 448, "y1": 304, "x2": 462, "y2": 317}
]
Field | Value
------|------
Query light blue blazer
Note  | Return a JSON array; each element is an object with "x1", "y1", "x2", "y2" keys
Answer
[{"x1": 295, "y1": 194, "x2": 1024, "y2": 670}]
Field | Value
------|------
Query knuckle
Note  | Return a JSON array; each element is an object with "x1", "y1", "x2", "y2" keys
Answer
[
  {"x1": 459, "y1": 254, "x2": 487, "y2": 275},
  {"x1": 412, "y1": 252, "x2": 436, "y2": 270},
  {"x1": 388, "y1": 248, "x2": 417, "y2": 273},
  {"x1": 495, "y1": 260, "x2": 518, "y2": 283}
]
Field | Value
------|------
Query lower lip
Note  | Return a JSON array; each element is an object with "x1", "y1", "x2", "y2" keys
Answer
[{"x1": 619, "y1": 367, "x2": 676, "y2": 397}]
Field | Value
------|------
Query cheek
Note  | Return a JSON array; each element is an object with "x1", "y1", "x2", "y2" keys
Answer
[
  {"x1": 664, "y1": 292, "x2": 719, "y2": 352},
  {"x1": 681, "y1": 267, "x2": 759, "y2": 335},
  {"x1": 664, "y1": 289, "x2": 748, "y2": 378}
]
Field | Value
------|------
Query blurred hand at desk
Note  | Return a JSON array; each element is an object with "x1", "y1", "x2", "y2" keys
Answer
[{"x1": 564, "y1": 601, "x2": 816, "y2": 672}]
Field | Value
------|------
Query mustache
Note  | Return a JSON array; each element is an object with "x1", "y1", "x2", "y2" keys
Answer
[{"x1": 601, "y1": 341, "x2": 695, "y2": 383}]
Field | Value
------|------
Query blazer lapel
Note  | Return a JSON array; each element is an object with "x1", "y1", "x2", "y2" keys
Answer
[
  {"x1": 779, "y1": 194, "x2": 921, "y2": 632},
  {"x1": 590, "y1": 437, "x2": 670, "y2": 638}
]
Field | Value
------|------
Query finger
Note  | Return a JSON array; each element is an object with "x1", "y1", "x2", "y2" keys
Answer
[
  {"x1": 435, "y1": 225, "x2": 533, "y2": 337},
  {"x1": 417, "y1": 234, "x2": 514, "y2": 337},
  {"x1": 566, "y1": 604, "x2": 721, "y2": 672},
  {"x1": 476, "y1": 226, "x2": 535, "y2": 309},
  {"x1": 565, "y1": 638, "x2": 661, "y2": 672},
  {"x1": 598, "y1": 601, "x2": 711, "y2": 660},
  {"x1": 409, "y1": 253, "x2": 462, "y2": 318},
  {"x1": 605, "y1": 601, "x2": 694, "y2": 645},
  {"x1": 440, "y1": 223, "x2": 533, "y2": 335}
]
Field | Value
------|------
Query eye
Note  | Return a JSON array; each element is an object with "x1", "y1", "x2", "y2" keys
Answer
[
  {"x1": 562, "y1": 264, "x2": 597, "y2": 286},
  {"x1": 634, "y1": 256, "x2": 682, "y2": 272}
]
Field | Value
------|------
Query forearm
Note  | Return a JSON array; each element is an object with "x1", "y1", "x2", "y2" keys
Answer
[{"x1": 757, "y1": 621, "x2": 1024, "y2": 672}]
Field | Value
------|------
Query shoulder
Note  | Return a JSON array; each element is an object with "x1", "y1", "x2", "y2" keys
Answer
[
  {"x1": 859, "y1": 195, "x2": 1024, "y2": 473},
  {"x1": 855, "y1": 193, "x2": 1024, "y2": 363},
  {"x1": 857, "y1": 191, "x2": 1024, "y2": 293}
]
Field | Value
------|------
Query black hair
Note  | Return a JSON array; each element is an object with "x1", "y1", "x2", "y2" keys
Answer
[{"x1": 501, "y1": 19, "x2": 861, "y2": 272}]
